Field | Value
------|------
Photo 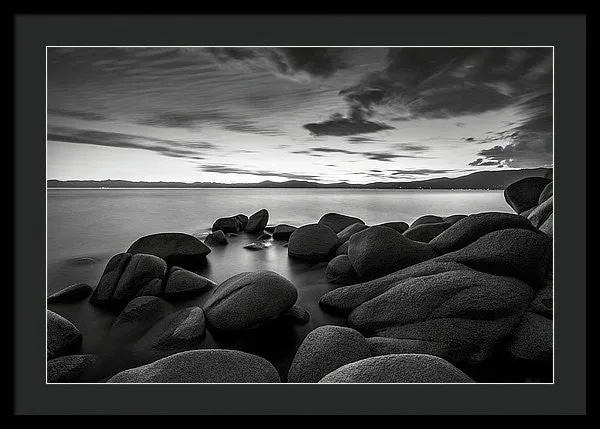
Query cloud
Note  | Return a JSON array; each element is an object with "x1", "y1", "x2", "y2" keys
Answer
[
  {"x1": 205, "y1": 47, "x2": 349, "y2": 80},
  {"x1": 138, "y1": 109, "x2": 283, "y2": 136},
  {"x1": 48, "y1": 108, "x2": 108, "y2": 121},
  {"x1": 199, "y1": 165, "x2": 318, "y2": 181},
  {"x1": 309, "y1": 147, "x2": 420, "y2": 162},
  {"x1": 303, "y1": 116, "x2": 394, "y2": 137},
  {"x1": 347, "y1": 136, "x2": 381, "y2": 143},
  {"x1": 468, "y1": 158, "x2": 501, "y2": 166},
  {"x1": 393, "y1": 143, "x2": 430, "y2": 152},
  {"x1": 390, "y1": 169, "x2": 453, "y2": 175},
  {"x1": 47, "y1": 126, "x2": 215, "y2": 160}
]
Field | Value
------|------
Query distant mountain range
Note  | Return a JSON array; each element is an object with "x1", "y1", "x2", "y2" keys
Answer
[{"x1": 48, "y1": 168, "x2": 552, "y2": 190}]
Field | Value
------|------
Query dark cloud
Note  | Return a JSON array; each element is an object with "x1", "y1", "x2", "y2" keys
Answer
[
  {"x1": 347, "y1": 136, "x2": 380, "y2": 144},
  {"x1": 205, "y1": 47, "x2": 349, "y2": 80},
  {"x1": 199, "y1": 165, "x2": 318, "y2": 181},
  {"x1": 47, "y1": 126, "x2": 215, "y2": 160},
  {"x1": 310, "y1": 147, "x2": 420, "y2": 162},
  {"x1": 390, "y1": 169, "x2": 453, "y2": 175},
  {"x1": 303, "y1": 116, "x2": 394, "y2": 137},
  {"x1": 48, "y1": 108, "x2": 108, "y2": 121},
  {"x1": 138, "y1": 109, "x2": 283, "y2": 136}
]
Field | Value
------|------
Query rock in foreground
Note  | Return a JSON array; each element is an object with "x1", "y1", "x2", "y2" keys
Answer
[
  {"x1": 318, "y1": 354, "x2": 473, "y2": 383},
  {"x1": 47, "y1": 354, "x2": 98, "y2": 383},
  {"x1": 107, "y1": 349, "x2": 281, "y2": 383},
  {"x1": 504, "y1": 177, "x2": 552, "y2": 214},
  {"x1": 47, "y1": 310, "x2": 82, "y2": 360}
]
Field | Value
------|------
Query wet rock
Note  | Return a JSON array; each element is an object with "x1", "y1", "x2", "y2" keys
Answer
[
  {"x1": 134, "y1": 306, "x2": 206, "y2": 351},
  {"x1": 203, "y1": 271, "x2": 298, "y2": 331},
  {"x1": 411, "y1": 215, "x2": 445, "y2": 228},
  {"x1": 47, "y1": 283, "x2": 93, "y2": 303},
  {"x1": 443, "y1": 214, "x2": 468, "y2": 225},
  {"x1": 126, "y1": 233, "x2": 210, "y2": 267},
  {"x1": 47, "y1": 310, "x2": 82, "y2": 360},
  {"x1": 245, "y1": 209, "x2": 269, "y2": 234},
  {"x1": 107, "y1": 349, "x2": 281, "y2": 383},
  {"x1": 528, "y1": 196, "x2": 553, "y2": 228},
  {"x1": 326, "y1": 255, "x2": 361, "y2": 285},
  {"x1": 273, "y1": 224, "x2": 297, "y2": 240},
  {"x1": 164, "y1": 267, "x2": 215, "y2": 298},
  {"x1": 348, "y1": 226, "x2": 437, "y2": 280},
  {"x1": 288, "y1": 326, "x2": 371, "y2": 383},
  {"x1": 374, "y1": 221, "x2": 409, "y2": 233},
  {"x1": 429, "y1": 212, "x2": 535, "y2": 254},
  {"x1": 204, "y1": 230, "x2": 228, "y2": 246},
  {"x1": 212, "y1": 215, "x2": 247, "y2": 233},
  {"x1": 403, "y1": 222, "x2": 451, "y2": 243},
  {"x1": 47, "y1": 354, "x2": 98, "y2": 383},
  {"x1": 337, "y1": 223, "x2": 368, "y2": 245},
  {"x1": 538, "y1": 182, "x2": 553, "y2": 204},
  {"x1": 335, "y1": 241, "x2": 349, "y2": 256},
  {"x1": 504, "y1": 177, "x2": 552, "y2": 214},
  {"x1": 243, "y1": 240, "x2": 272, "y2": 250},
  {"x1": 318, "y1": 213, "x2": 365, "y2": 233},
  {"x1": 508, "y1": 312, "x2": 553, "y2": 361},
  {"x1": 318, "y1": 354, "x2": 473, "y2": 383},
  {"x1": 288, "y1": 224, "x2": 339, "y2": 261},
  {"x1": 279, "y1": 305, "x2": 310, "y2": 325}
]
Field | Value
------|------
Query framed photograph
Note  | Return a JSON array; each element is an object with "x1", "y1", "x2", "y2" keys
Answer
[{"x1": 15, "y1": 14, "x2": 586, "y2": 415}]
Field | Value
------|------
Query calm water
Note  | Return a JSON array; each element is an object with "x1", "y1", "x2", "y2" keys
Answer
[{"x1": 48, "y1": 188, "x2": 527, "y2": 382}]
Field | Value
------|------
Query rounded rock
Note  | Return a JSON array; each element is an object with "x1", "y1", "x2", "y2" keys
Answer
[
  {"x1": 326, "y1": 255, "x2": 361, "y2": 285},
  {"x1": 273, "y1": 224, "x2": 297, "y2": 240},
  {"x1": 126, "y1": 233, "x2": 210, "y2": 267},
  {"x1": 288, "y1": 224, "x2": 339, "y2": 261},
  {"x1": 48, "y1": 283, "x2": 93, "y2": 303},
  {"x1": 318, "y1": 213, "x2": 365, "y2": 233},
  {"x1": 245, "y1": 209, "x2": 269, "y2": 234},
  {"x1": 47, "y1": 310, "x2": 82, "y2": 360},
  {"x1": 403, "y1": 222, "x2": 451, "y2": 243},
  {"x1": 504, "y1": 176, "x2": 552, "y2": 214}
]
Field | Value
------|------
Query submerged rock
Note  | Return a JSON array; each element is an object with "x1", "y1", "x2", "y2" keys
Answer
[
  {"x1": 504, "y1": 177, "x2": 552, "y2": 214},
  {"x1": 204, "y1": 230, "x2": 228, "y2": 246},
  {"x1": 47, "y1": 310, "x2": 82, "y2": 360},
  {"x1": 288, "y1": 325, "x2": 371, "y2": 383},
  {"x1": 272, "y1": 224, "x2": 297, "y2": 240},
  {"x1": 126, "y1": 233, "x2": 210, "y2": 267},
  {"x1": 348, "y1": 226, "x2": 437, "y2": 280},
  {"x1": 47, "y1": 354, "x2": 98, "y2": 383},
  {"x1": 107, "y1": 349, "x2": 281, "y2": 383},
  {"x1": 403, "y1": 222, "x2": 451, "y2": 242},
  {"x1": 326, "y1": 255, "x2": 361, "y2": 285},
  {"x1": 47, "y1": 283, "x2": 93, "y2": 303},
  {"x1": 245, "y1": 209, "x2": 269, "y2": 234},
  {"x1": 203, "y1": 271, "x2": 298, "y2": 331},
  {"x1": 288, "y1": 224, "x2": 339, "y2": 261},
  {"x1": 318, "y1": 213, "x2": 365, "y2": 233},
  {"x1": 318, "y1": 354, "x2": 473, "y2": 383}
]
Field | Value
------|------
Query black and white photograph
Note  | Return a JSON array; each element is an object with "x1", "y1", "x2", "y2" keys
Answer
[{"x1": 45, "y1": 46, "x2": 556, "y2": 385}]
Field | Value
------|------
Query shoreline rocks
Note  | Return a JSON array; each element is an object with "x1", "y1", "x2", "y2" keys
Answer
[
  {"x1": 126, "y1": 233, "x2": 211, "y2": 268},
  {"x1": 504, "y1": 177, "x2": 552, "y2": 214},
  {"x1": 47, "y1": 310, "x2": 82, "y2": 360},
  {"x1": 288, "y1": 224, "x2": 339, "y2": 261},
  {"x1": 318, "y1": 213, "x2": 365, "y2": 233},
  {"x1": 245, "y1": 209, "x2": 269, "y2": 234},
  {"x1": 48, "y1": 283, "x2": 93, "y2": 303}
]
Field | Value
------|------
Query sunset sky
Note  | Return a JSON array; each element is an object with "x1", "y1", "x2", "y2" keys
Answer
[{"x1": 47, "y1": 47, "x2": 553, "y2": 184}]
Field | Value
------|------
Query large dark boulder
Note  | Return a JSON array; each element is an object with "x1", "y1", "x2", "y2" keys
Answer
[
  {"x1": 403, "y1": 222, "x2": 451, "y2": 243},
  {"x1": 504, "y1": 177, "x2": 552, "y2": 214},
  {"x1": 429, "y1": 212, "x2": 535, "y2": 254},
  {"x1": 287, "y1": 326, "x2": 370, "y2": 383},
  {"x1": 374, "y1": 221, "x2": 409, "y2": 233},
  {"x1": 164, "y1": 266, "x2": 215, "y2": 298},
  {"x1": 318, "y1": 213, "x2": 365, "y2": 233},
  {"x1": 107, "y1": 349, "x2": 281, "y2": 383},
  {"x1": 538, "y1": 182, "x2": 553, "y2": 204},
  {"x1": 90, "y1": 253, "x2": 167, "y2": 308},
  {"x1": 203, "y1": 271, "x2": 298, "y2": 331},
  {"x1": 48, "y1": 283, "x2": 93, "y2": 303},
  {"x1": 443, "y1": 214, "x2": 468, "y2": 225},
  {"x1": 326, "y1": 255, "x2": 361, "y2": 285},
  {"x1": 318, "y1": 354, "x2": 473, "y2": 383},
  {"x1": 337, "y1": 223, "x2": 369, "y2": 245},
  {"x1": 335, "y1": 241, "x2": 349, "y2": 256},
  {"x1": 204, "y1": 230, "x2": 228, "y2": 246},
  {"x1": 47, "y1": 354, "x2": 98, "y2": 383},
  {"x1": 126, "y1": 233, "x2": 210, "y2": 267},
  {"x1": 439, "y1": 228, "x2": 552, "y2": 287},
  {"x1": 245, "y1": 209, "x2": 269, "y2": 234},
  {"x1": 528, "y1": 196, "x2": 553, "y2": 228},
  {"x1": 47, "y1": 310, "x2": 82, "y2": 360},
  {"x1": 410, "y1": 215, "x2": 445, "y2": 228},
  {"x1": 288, "y1": 224, "x2": 339, "y2": 261},
  {"x1": 212, "y1": 214, "x2": 247, "y2": 233},
  {"x1": 508, "y1": 312, "x2": 553, "y2": 361},
  {"x1": 348, "y1": 226, "x2": 437, "y2": 280},
  {"x1": 272, "y1": 224, "x2": 297, "y2": 240},
  {"x1": 319, "y1": 260, "x2": 469, "y2": 315}
]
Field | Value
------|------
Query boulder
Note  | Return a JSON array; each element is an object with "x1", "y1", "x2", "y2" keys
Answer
[
  {"x1": 443, "y1": 214, "x2": 467, "y2": 225},
  {"x1": 288, "y1": 224, "x2": 339, "y2": 261},
  {"x1": 367, "y1": 337, "x2": 450, "y2": 358},
  {"x1": 335, "y1": 241, "x2": 349, "y2": 256},
  {"x1": 204, "y1": 230, "x2": 228, "y2": 246},
  {"x1": 403, "y1": 222, "x2": 451, "y2": 242},
  {"x1": 348, "y1": 226, "x2": 437, "y2": 280},
  {"x1": 326, "y1": 255, "x2": 361, "y2": 285},
  {"x1": 337, "y1": 223, "x2": 368, "y2": 245},
  {"x1": 107, "y1": 349, "x2": 281, "y2": 383},
  {"x1": 279, "y1": 305, "x2": 311, "y2": 325},
  {"x1": 508, "y1": 312, "x2": 553, "y2": 361},
  {"x1": 47, "y1": 283, "x2": 93, "y2": 303},
  {"x1": 47, "y1": 310, "x2": 82, "y2": 360},
  {"x1": 111, "y1": 296, "x2": 174, "y2": 333},
  {"x1": 410, "y1": 215, "x2": 445, "y2": 228},
  {"x1": 528, "y1": 197, "x2": 553, "y2": 228},
  {"x1": 319, "y1": 260, "x2": 469, "y2": 315},
  {"x1": 133, "y1": 306, "x2": 206, "y2": 351},
  {"x1": 538, "y1": 182, "x2": 553, "y2": 204},
  {"x1": 212, "y1": 214, "x2": 247, "y2": 233},
  {"x1": 429, "y1": 212, "x2": 535, "y2": 254},
  {"x1": 539, "y1": 213, "x2": 553, "y2": 239},
  {"x1": 530, "y1": 278, "x2": 553, "y2": 318},
  {"x1": 235, "y1": 214, "x2": 249, "y2": 229},
  {"x1": 504, "y1": 176, "x2": 552, "y2": 214},
  {"x1": 245, "y1": 209, "x2": 269, "y2": 234},
  {"x1": 519, "y1": 207, "x2": 536, "y2": 218},
  {"x1": 374, "y1": 221, "x2": 409, "y2": 233},
  {"x1": 47, "y1": 354, "x2": 98, "y2": 383},
  {"x1": 287, "y1": 326, "x2": 371, "y2": 383},
  {"x1": 164, "y1": 267, "x2": 215, "y2": 298},
  {"x1": 272, "y1": 224, "x2": 297, "y2": 240},
  {"x1": 318, "y1": 354, "x2": 473, "y2": 383},
  {"x1": 318, "y1": 213, "x2": 365, "y2": 233},
  {"x1": 203, "y1": 271, "x2": 298, "y2": 331},
  {"x1": 439, "y1": 228, "x2": 552, "y2": 287},
  {"x1": 126, "y1": 233, "x2": 210, "y2": 267}
]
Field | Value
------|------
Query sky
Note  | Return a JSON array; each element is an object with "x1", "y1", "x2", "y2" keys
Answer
[{"x1": 47, "y1": 47, "x2": 553, "y2": 184}]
